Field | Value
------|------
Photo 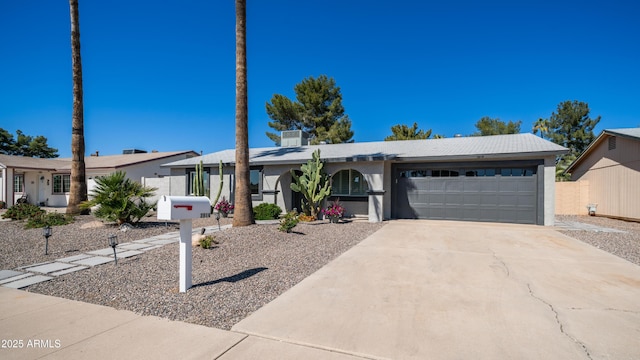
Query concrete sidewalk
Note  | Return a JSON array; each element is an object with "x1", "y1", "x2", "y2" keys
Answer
[
  {"x1": 0, "y1": 287, "x2": 366, "y2": 359},
  {"x1": 2, "y1": 220, "x2": 640, "y2": 359}
]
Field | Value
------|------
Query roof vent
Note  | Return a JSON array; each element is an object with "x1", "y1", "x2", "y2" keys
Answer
[
  {"x1": 122, "y1": 149, "x2": 147, "y2": 154},
  {"x1": 281, "y1": 130, "x2": 309, "y2": 147}
]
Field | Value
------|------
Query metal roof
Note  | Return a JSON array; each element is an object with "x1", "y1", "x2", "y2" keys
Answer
[{"x1": 163, "y1": 133, "x2": 568, "y2": 168}]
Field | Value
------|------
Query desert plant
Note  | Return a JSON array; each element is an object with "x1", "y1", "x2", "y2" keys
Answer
[
  {"x1": 192, "y1": 160, "x2": 207, "y2": 197},
  {"x1": 290, "y1": 149, "x2": 331, "y2": 219},
  {"x1": 279, "y1": 211, "x2": 300, "y2": 233},
  {"x1": 26, "y1": 212, "x2": 74, "y2": 229},
  {"x1": 298, "y1": 214, "x2": 316, "y2": 222},
  {"x1": 253, "y1": 203, "x2": 282, "y2": 220},
  {"x1": 212, "y1": 160, "x2": 224, "y2": 206},
  {"x1": 1, "y1": 203, "x2": 45, "y2": 220},
  {"x1": 0, "y1": 200, "x2": 5, "y2": 209},
  {"x1": 321, "y1": 198, "x2": 345, "y2": 222},
  {"x1": 199, "y1": 235, "x2": 215, "y2": 249},
  {"x1": 214, "y1": 196, "x2": 234, "y2": 216},
  {"x1": 80, "y1": 171, "x2": 157, "y2": 225}
]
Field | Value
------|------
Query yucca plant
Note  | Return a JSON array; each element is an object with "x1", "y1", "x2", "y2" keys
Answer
[{"x1": 80, "y1": 171, "x2": 157, "y2": 225}]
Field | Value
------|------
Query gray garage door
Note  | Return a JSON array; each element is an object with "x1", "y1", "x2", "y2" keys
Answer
[{"x1": 393, "y1": 164, "x2": 539, "y2": 224}]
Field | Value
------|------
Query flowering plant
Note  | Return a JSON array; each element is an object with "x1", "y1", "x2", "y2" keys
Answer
[
  {"x1": 321, "y1": 199, "x2": 345, "y2": 219},
  {"x1": 214, "y1": 197, "x2": 234, "y2": 214}
]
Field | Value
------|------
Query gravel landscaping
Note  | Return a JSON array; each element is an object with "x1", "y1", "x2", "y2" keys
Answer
[
  {"x1": 0, "y1": 211, "x2": 383, "y2": 330},
  {"x1": 2, "y1": 210, "x2": 638, "y2": 331},
  {"x1": 556, "y1": 215, "x2": 640, "y2": 266}
]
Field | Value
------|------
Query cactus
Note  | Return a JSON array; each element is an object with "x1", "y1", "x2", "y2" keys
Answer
[
  {"x1": 290, "y1": 149, "x2": 331, "y2": 219},
  {"x1": 212, "y1": 160, "x2": 224, "y2": 206},
  {"x1": 193, "y1": 160, "x2": 206, "y2": 196}
]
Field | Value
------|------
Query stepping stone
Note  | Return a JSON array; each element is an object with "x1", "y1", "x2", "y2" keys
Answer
[
  {"x1": 3, "y1": 275, "x2": 52, "y2": 289},
  {"x1": 0, "y1": 270, "x2": 23, "y2": 281},
  {"x1": 146, "y1": 239, "x2": 177, "y2": 245},
  {"x1": 16, "y1": 261, "x2": 51, "y2": 270},
  {"x1": 140, "y1": 245, "x2": 164, "y2": 252},
  {"x1": 87, "y1": 248, "x2": 117, "y2": 256},
  {"x1": 57, "y1": 254, "x2": 93, "y2": 263},
  {"x1": 71, "y1": 256, "x2": 114, "y2": 266},
  {"x1": 24, "y1": 262, "x2": 77, "y2": 274},
  {"x1": 50, "y1": 265, "x2": 88, "y2": 276},
  {"x1": 118, "y1": 243, "x2": 153, "y2": 251},
  {"x1": 112, "y1": 250, "x2": 143, "y2": 259},
  {"x1": 0, "y1": 273, "x2": 32, "y2": 285}
]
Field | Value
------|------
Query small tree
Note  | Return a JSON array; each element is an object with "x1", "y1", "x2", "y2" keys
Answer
[
  {"x1": 80, "y1": 171, "x2": 157, "y2": 225},
  {"x1": 385, "y1": 122, "x2": 432, "y2": 141},
  {"x1": 290, "y1": 149, "x2": 331, "y2": 219},
  {"x1": 473, "y1": 117, "x2": 521, "y2": 136}
]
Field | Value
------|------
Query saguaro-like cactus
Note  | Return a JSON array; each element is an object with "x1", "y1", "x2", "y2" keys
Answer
[
  {"x1": 193, "y1": 160, "x2": 206, "y2": 196},
  {"x1": 212, "y1": 160, "x2": 224, "y2": 206},
  {"x1": 290, "y1": 149, "x2": 331, "y2": 219}
]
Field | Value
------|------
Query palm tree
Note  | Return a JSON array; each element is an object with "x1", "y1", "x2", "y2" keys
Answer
[
  {"x1": 232, "y1": 0, "x2": 254, "y2": 227},
  {"x1": 66, "y1": 0, "x2": 88, "y2": 215},
  {"x1": 532, "y1": 118, "x2": 549, "y2": 138}
]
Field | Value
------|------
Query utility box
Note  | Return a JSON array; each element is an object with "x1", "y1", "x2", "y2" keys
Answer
[{"x1": 157, "y1": 196, "x2": 211, "y2": 220}]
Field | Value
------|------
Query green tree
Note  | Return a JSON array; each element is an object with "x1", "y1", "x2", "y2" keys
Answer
[
  {"x1": 0, "y1": 128, "x2": 59, "y2": 158},
  {"x1": 80, "y1": 171, "x2": 157, "y2": 224},
  {"x1": 473, "y1": 117, "x2": 521, "y2": 136},
  {"x1": 545, "y1": 100, "x2": 601, "y2": 157},
  {"x1": 532, "y1": 118, "x2": 550, "y2": 138},
  {"x1": 385, "y1": 122, "x2": 432, "y2": 141},
  {"x1": 266, "y1": 75, "x2": 354, "y2": 145},
  {"x1": 67, "y1": 0, "x2": 89, "y2": 215},
  {"x1": 233, "y1": 0, "x2": 255, "y2": 227}
]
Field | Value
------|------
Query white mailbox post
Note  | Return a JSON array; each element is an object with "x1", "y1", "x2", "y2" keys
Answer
[{"x1": 157, "y1": 196, "x2": 211, "y2": 292}]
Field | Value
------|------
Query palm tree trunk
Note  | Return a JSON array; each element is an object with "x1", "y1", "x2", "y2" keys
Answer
[
  {"x1": 232, "y1": 0, "x2": 254, "y2": 227},
  {"x1": 66, "y1": 0, "x2": 88, "y2": 215}
]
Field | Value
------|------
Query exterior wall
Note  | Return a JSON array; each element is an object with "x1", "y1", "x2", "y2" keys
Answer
[
  {"x1": 122, "y1": 154, "x2": 189, "y2": 180},
  {"x1": 555, "y1": 181, "x2": 590, "y2": 215},
  {"x1": 570, "y1": 136, "x2": 640, "y2": 220},
  {"x1": 542, "y1": 156, "x2": 556, "y2": 226},
  {"x1": 142, "y1": 176, "x2": 188, "y2": 205}
]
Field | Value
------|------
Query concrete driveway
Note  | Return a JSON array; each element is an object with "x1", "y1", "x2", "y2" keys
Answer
[{"x1": 233, "y1": 220, "x2": 640, "y2": 360}]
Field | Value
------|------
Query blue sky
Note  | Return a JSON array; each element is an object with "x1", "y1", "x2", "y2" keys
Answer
[{"x1": 1, "y1": 0, "x2": 638, "y2": 158}]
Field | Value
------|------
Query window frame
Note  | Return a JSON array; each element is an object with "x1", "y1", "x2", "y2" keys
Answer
[
  {"x1": 14, "y1": 174, "x2": 24, "y2": 193},
  {"x1": 250, "y1": 166, "x2": 263, "y2": 200},
  {"x1": 52, "y1": 174, "x2": 71, "y2": 194},
  {"x1": 331, "y1": 169, "x2": 369, "y2": 197}
]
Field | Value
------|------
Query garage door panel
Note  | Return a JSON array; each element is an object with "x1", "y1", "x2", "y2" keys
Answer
[{"x1": 394, "y1": 168, "x2": 538, "y2": 224}]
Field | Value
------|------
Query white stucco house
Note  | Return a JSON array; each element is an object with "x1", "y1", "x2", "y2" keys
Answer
[
  {"x1": 162, "y1": 132, "x2": 567, "y2": 225},
  {"x1": 0, "y1": 150, "x2": 198, "y2": 207}
]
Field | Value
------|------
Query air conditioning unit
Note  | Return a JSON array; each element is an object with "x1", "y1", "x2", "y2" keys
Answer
[{"x1": 281, "y1": 130, "x2": 309, "y2": 147}]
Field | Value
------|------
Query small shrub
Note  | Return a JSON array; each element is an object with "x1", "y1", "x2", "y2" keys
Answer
[
  {"x1": 199, "y1": 235, "x2": 215, "y2": 249},
  {"x1": 26, "y1": 212, "x2": 74, "y2": 229},
  {"x1": 214, "y1": 197, "x2": 234, "y2": 216},
  {"x1": 253, "y1": 203, "x2": 282, "y2": 220},
  {"x1": 279, "y1": 211, "x2": 300, "y2": 233},
  {"x1": 1, "y1": 203, "x2": 45, "y2": 220},
  {"x1": 298, "y1": 214, "x2": 316, "y2": 222},
  {"x1": 0, "y1": 200, "x2": 6, "y2": 209}
]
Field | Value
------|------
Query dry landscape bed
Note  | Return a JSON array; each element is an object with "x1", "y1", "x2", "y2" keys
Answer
[{"x1": 1, "y1": 212, "x2": 638, "y2": 330}]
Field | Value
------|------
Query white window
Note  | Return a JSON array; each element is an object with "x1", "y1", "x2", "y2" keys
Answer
[
  {"x1": 53, "y1": 174, "x2": 71, "y2": 194},
  {"x1": 14, "y1": 175, "x2": 24, "y2": 193}
]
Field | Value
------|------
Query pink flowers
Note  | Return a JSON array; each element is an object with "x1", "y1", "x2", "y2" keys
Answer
[
  {"x1": 321, "y1": 199, "x2": 345, "y2": 219},
  {"x1": 214, "y1": 197, "x2": 234, "y2": 215}
]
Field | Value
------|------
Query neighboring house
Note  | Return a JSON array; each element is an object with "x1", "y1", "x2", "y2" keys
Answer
[
  {"x1": 0, "y1": 150, "x2": 198, "y2": 207},
  {"x1": 163, "y1": 132, "x2": 567, "y2": 225},
  {"x1": 565, "y1": 127, "x2": 640, "y2": 220}
]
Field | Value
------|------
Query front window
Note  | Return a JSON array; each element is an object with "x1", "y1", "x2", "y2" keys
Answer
[
  {"x1": 53, "y1": 174, "x2": 71, "y2": 194},
  {"x1": 250, "y1": 169, "x2": 261, "y2": 195},
  {"x1": 189, "y1": 170, "x2": 210, "y2": 196},
  {"x1": 14, "y1": 175, "x2": 24, "y2": 193},
  {"x1": 331, "y1": 169, "x2": 368, "y2": 196}
]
